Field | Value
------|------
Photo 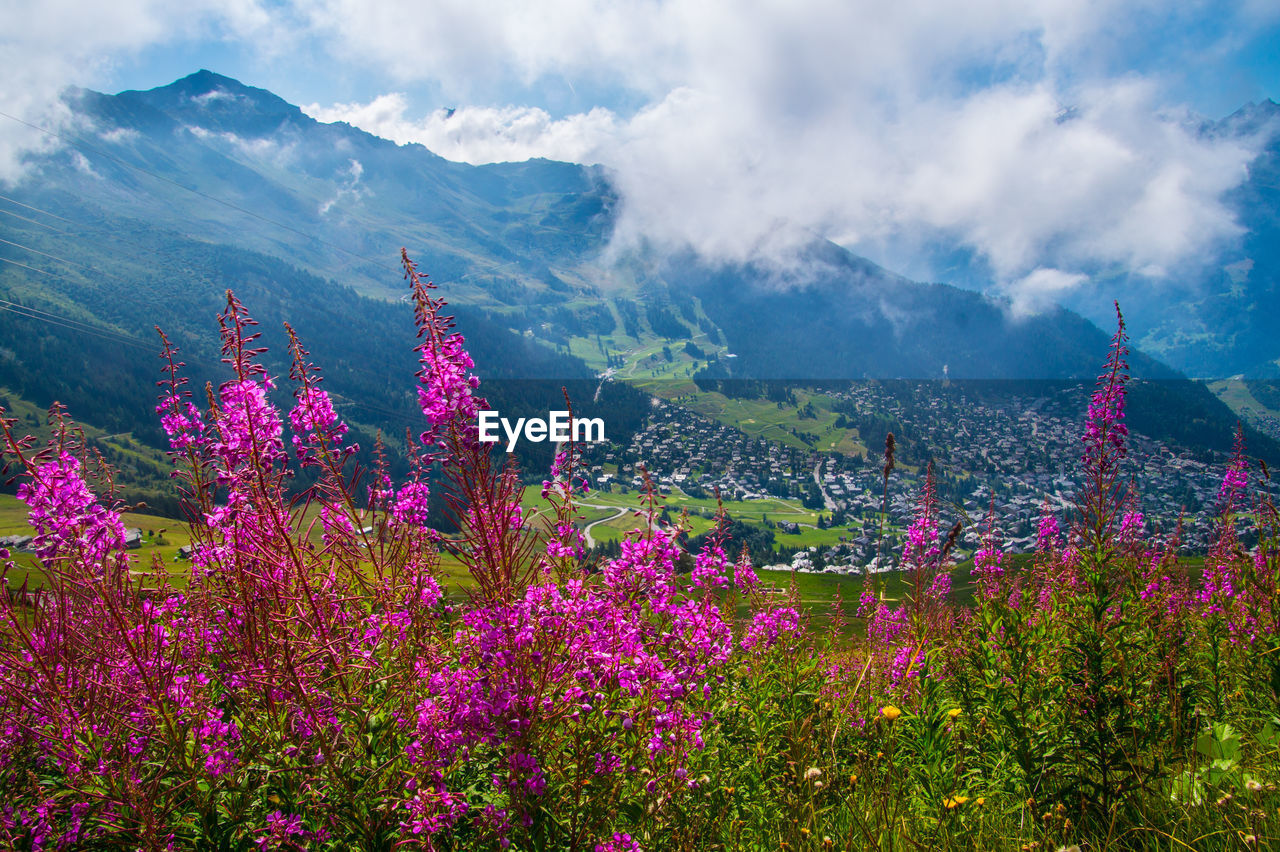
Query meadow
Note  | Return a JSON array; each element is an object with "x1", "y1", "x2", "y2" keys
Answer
[{"x1": 2, "y1": 258, "x2": 1279, "y2": 851}]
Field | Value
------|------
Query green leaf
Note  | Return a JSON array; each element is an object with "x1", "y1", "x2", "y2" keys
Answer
[{"x1": 1196, "y1": 723, "x2": 1240, "y2": 762}]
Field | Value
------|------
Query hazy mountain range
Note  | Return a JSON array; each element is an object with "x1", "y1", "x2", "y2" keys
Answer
[{"x1": 2, "y1": 70, "x2": 1278, "y2": 471}]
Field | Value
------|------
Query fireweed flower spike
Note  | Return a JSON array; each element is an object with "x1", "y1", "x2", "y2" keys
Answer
[
  {"x1": 6, "y1": 262, "x2": 1276, "y2": 850},
  {"x1": 402, "y1": 249, "x2": 537, "y2": 603},
  {"x1": 1076, "y1": 302, "x2": 1130, "y2": 566},
  {"x1": 285, "y1": 324, "x2": 352, "y2": 467},
  {"x1": 1199, "y1": 427, "x2": 1250, "y2": 630},
  {"x1": 972, "y1": 498, "x2": 1005, "y2": 603},
  {"x1": 403, "y1": 248, "x2": 485, "y2": 453}
]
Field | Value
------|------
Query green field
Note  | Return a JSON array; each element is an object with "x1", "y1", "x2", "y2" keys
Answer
[
  {"x1": 679, "y1": 389, "x2": 868, "y2": 456},
  {"x1": 1207, "y1": 377, "x2": 1280, "y2": 428},
  {"x1": 2, "y1": 493, "x2": 194, "y2": 589},
  {"x1": 559, "y1": 331, "x2": 872, "y2": 458},
  {"x1": 535, "y1": 482, "x2": 891, "y2": 551}
]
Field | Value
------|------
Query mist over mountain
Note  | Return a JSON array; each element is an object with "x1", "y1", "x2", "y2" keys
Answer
[
  {"x1": 1117, "y1": 98, "x2": 1280, "y2": 379},
  {"x1": 2, "y1": 70, "x2": 1276, "y2": 468},
  {"x1": 18, "y1": 73, "x2": 1160, "y2": 374},
  {"x1": 908, "y1": 99, "x2": 1280, "y2": 381}
]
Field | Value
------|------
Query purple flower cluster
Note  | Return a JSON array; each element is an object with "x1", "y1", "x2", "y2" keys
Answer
[
  {"x1": 392, "y1": 480, "x2": 432, "y2": 527},
  {"x1": 16, "y1": 451, "x2": 127, "y2": 570},
  {"x1": 741, "y1": 607, "x2": 801, "y2": 652},
  {"x1": 157, "y1": 394, "x2": 207, "y2": 452},
  {"x1": 288, "y1": 385, "x2": 348, "y2": 462},
  {"x1": 595, "y1": 832, "x2": 643, "y2": 852},
  {"x1": 416, "y1": 333, "x2": 481, "y2": 443},
  {"x1": 403, "y1": 249, "x2": 486, "y2": 451},
  {"x1": 214, "y1": 377, "x2": 284, "y2": 469},
  {"x1": 8, "y1": 272, "x2": 1279, "y2": 849}
]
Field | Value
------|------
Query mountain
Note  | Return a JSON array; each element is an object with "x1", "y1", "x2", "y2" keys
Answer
[
  {"x1": 11, "y1": 71, "x2": 1124, "y2": 374},
  {"x1": 72, "y1": 70, "x2": 611, "y2": 309},
  {"x1": 659, "y1": 244, "x2": 1174, "y2": 381},
  {"x1": 1, "y1": 70, "x2": 1272, "y2": 473}
]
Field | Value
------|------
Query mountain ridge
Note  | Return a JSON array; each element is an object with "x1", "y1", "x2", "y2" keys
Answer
[{"x1": 2, "y1": 70, "x2": 1274, "y2": 469}]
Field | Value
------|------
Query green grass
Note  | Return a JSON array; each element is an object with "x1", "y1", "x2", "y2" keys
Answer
[
  {"x1": 676, "y1": 389, "x2": 867, "y2": 456},
  {"x1": 566, "y1": 320, "x2": 726, "y2": 396},
  {"x1": 2, "y1": 493, "x2": 194, "y2": 590},
  {"x1": 545, "y1": 483, "x2": 890, "y2": 551},
  {"x1": 1208, "y1": 377, "x2": 1280, "y2": 426}
]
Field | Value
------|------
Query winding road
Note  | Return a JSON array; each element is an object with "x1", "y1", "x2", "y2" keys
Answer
[{"x1": 580, "y1": 502, "x2": 631, "y2": 548}]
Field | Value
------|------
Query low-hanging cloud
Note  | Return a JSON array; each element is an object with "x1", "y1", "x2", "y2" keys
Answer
[
  {"x1": 3, "y1": 0, "x2": 1278, "y2": 307},
  {"x1": 304, "y1": 94, "x2": 620, "y2": 164},
  {"x1": 319, "y1": 157, "x2": 367, "y2": 215},
  {"x1": 308, "y1": 76, "x2": 1265, "y2": 300},
  {"x1": 297, "y1": 0, "x2": 1277, "y2": 303},
  {"x1": 0, "y1": 0, "x2": 275, "y2": 183}
]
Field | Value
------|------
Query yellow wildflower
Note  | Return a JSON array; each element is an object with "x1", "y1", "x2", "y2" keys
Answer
[
  {"x1": 948, "y1": 708, "x2": 962, "y2": 719},
  {"x1": 881, "y1": 705, "x2": 902, "y2": 721},
  {"x1": 943, "y1": 795, "x2": 970, "y2": 809}
]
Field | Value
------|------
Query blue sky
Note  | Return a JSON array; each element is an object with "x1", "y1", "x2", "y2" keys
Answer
[
  {"x1": 85, "y1": 1, "x2": 1280, "y2": 122},
  {"x1": 2, "y1": 0, "x2": 1278, "y2": 307}
]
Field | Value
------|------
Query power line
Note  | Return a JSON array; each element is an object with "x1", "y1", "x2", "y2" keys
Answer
[
  {"x1": 0, "y1": 256, "x2": 64, "y2": 280},
  {"x1": 0, "y1": 239, "x2": 420, "y2": 396},
  {"x1": 0, "y1": 294, "x2": 141, "y2": 341},
  {"x1": 0, "y1": 257, "x2": 429, "y2": 425},
  {"x1": 0, "y1": 236, "x2": 100, "y2": 273},
  {"x1": 0, "y1": 296, "x2": 152, "y2": 347},
  {"x1": 0, "y1": 208, "x2": 68, "y2": 233},
  {"x1": 0, "y1": 212, "x2": 431, "y2": 397},
  {"x1": 0, "y1": 302, "x2": 154, "y2": 352},
  {"x1": 0, "y1": 292, "x2": 428, "y2": 426},
  {"x1": 1, "y1": 192, "x2": 230, "y2": 278},
  {"x1": 0, "y1": 192, "x2": 77, "y2": 224}
]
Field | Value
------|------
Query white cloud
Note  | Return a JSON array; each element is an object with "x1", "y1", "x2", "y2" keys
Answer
[
  {"x1": 1003, "y1": 267, "x2": 1090, "y2": 317},
  {"x1": 306, "y1": 77, "x2": 1260, "y2": 307},
  {"x1": 304, "y1": 94, "x2": 619, "y2": 164},
  {"x1": 181, "y1": 124, "x2": 298, "y2": 167},
  {"x1": 294, "y1": 0, "x2": 1269, "y2": 305},
  {"x1": 2, "y1": 0, "x2": 1273, "y2": 308},
  {"x1": 0, "y1": 0, "x2": 275, "y2": 182},
  {"x1": 319, "y1": 158, "x2": 366, "y2": 215},
  {"x1": 69, "y1": 150, "x2": 99, "y2": 178}
]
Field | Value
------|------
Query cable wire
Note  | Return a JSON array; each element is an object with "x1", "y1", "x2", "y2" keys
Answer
[
  {"x1": 0, "y1": 302, "x2": 153, "y2": 351},
  {"x1": 0, "y1": 208, "x2": 68, "y2": 233},
  {"x1": 0, "y1": 192, "x2": 77, "y2": 224}
]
